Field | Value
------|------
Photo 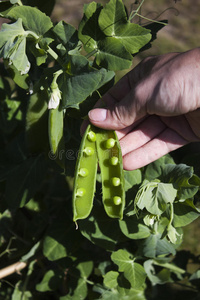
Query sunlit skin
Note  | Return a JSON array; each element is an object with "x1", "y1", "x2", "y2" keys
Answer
[{"x1": 85, "y1": 48, "x2": 200, "y2": 170}]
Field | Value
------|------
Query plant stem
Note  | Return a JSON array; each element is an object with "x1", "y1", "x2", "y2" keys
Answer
[
  {"x1": 0, "y1": 261, "x2": 27, "y2": 279},
  {"x1": 135, "y1": 13, "x2": 168, "y2": 25},
  {"x1": 129, "y1": 0, "x2": 145, "y2": 21},
  {"x1": 47, "y1": 46, "x2": 65, "y2": 66},
  {"x1": 85, "y1": 49, "x2": 98, "y2": 59}
]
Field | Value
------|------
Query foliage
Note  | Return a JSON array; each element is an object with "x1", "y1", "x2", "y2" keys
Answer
[{"x1": 0, "y1": 0, "x2": 199, "y2": 299}]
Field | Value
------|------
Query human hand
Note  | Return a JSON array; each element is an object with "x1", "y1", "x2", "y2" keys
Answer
[{"x1": 87, "y1": 48, "x2": 200, "y2": 170}]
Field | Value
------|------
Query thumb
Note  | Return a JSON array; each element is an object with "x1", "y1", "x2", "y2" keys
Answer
[{"x1": 88, "y1": 97, "x2": 144, "y2": 130}]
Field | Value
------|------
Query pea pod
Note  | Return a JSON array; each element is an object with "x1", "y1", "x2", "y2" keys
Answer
[
  {"x1": 72, "y1": 124, "x2": 98, "y2": 222},
  {"x1": 95, "y1": 128, "x2": 125, "y2": 219}
]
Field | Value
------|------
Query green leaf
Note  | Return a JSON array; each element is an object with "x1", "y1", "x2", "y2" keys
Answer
[
  {"x1": 114, "y1": 23, "x2": 152, "y2": 54},
  {"x1": 0, "y1": 2, "x2": 13, "y2": 17},
  {"x1": 162, "y1": 164, "x2": 200, "y2": 200},
  {"x1": 189, "y1": 269, "x2": 200, "y2": 281},
  {"x1": 5, "y1": 155, "x2": 47, "y2": 210},
  {"x1": 61, "y1": 261, "x2": 93, "y2": 300},
  {"x1": 103, "y1": 271, "x2": 119, "y2": 289},
  {"x1": 111, "y1": 249, "x2": 146, "y2": 289},
  {"x1": 5, "y1": 98, "x2": 22, "y2": 121},
  {"x1": 124, "y1": 169, "x2": 142, "y2": 191},
  {"x1": 79, "y1": 202, "x2": 127, "y2": 251},
  {"x1": 173, "y1": 199, "x2": 200, "y2": 227},
  {"x1": 12, "y1": 281, "x2": 32, "y2": 300},
  {"x1": 21, "y1": 241, "x2": 40, "y2": 262},
  {"x1": 4, "y1": 59, "x2": 30, "y2": 89},
  {"x1": 43, "y1": 216, "x2": 81, "y2": 261},
  {"x1": 59, "y1": 54, "x2": 113, "y2": 109},
  {"x1": 23, "y1": 0, "x2": 56, "y2": 17},
  {"x1": 135, "y1": 181, "x2": 177, "y2": 215},
  {"x1": 36, "y1": 270, "x2": 62, "y2": 292},
  {"x1": 10, "y1": 0, "x2": 19, "y2": 4},
  {"x1": 144, "y1": 259, "x2": 173, "y2": 285},
  {"x1": 137, "y1": 232, "x2": 176, "y2": 258},
  {"x1": 6, "y1": 6, "x2": 53, "y2": 35},
  {"x1": 98, "y1": 0, "x2": 127, "y2": 35},
  {"x1": 98, "y1": 0, "x2": 151, "y2": 54},
  {"x1": 144, "y1": 155, "x2": 175, "y2": 181},
  {"x1": 53, "y1": 21, "x2": 79, "y2": 52},
  {"x1": 119, "y1": 216, "x2": 151, "y2": 240},
  {"x1": 0, "y1": 19, "x2": 30, "y2": 74},
  {"x1": 96, "y1": 37, "x2": 132, "y2": 71},
  {"x1": 29, "y1": 42, "x2": 48, "y2": 66},
  {"x1": 78, "y1": 2, "x2": 103, "y2": 52}
]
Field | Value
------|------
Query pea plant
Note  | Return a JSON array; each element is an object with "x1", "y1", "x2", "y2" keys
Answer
[{"x1": 0, "y1": 0, "x2": 200, "y2": 299}]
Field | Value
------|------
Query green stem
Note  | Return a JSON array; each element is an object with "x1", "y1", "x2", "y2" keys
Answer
[
  {"x1": 168, "y1": 203, "x2": 174, "y2": 228},
  {"x1": 153, "y1": 261, "x2": 185, "y2": 274},
  {"x1": 47, "y1": 46, "x2": 65, "y2": 66},
  {"x1": 26, "y1": 30, "x2": 64, "y2": 67},
  {"x1": 85, "y1": 49, "x2": 98, "y2": 59},
  {"x1": 129, "y1": 0, "x2": 145, "y2": 21},
  {"x1": 26, "y1": 31, "x2": 39, "y2": 40},
  {"x1": 135, "y1": 13, "x2": 168, "y2": 25},
  {"x1": 53, "y1": 69, "x2": 63, "y2": 82}
]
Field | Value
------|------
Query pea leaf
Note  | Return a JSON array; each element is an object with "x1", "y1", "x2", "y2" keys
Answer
[
  {"x1": 103, "y1": 271, "x2": 119, "y2": 289},
  {"x1": 10, "y1": 0, "x2": 20, "y2": 4},
  {"x1": 6, "y1": 6, "x2": 53, "y2": 35},
  {"x1": 144, "y1": 155, "x2": 175, "y2": 181},
  {"x1": 4, "y1": 59, "x2": 30, "y2": 89},
  {"x1": 53, "y1": 21, "x2": 79, "y2": 52},
  {"x1": 111, "y1": 249, "x2": 146, "y2": 289},
  {"x1": 59, "y1": 54, "x2": 114, "y2": 109},
  {"x1": 98, "y1": 0, "x2": 127, "y2": 34},
  {"x1": 36, "y1": 270, "x2": 62, "y2": 292},
  {"x1": 79, "y1": 202, "x2": 127, "y2": 251},
  {"x1": 162, "y1": 164, "x2": 200, "y2": 200},
  {"x1": 124, "y1": 169, "x2": 142, "y2": 191},
  {"x1": 137, "y1": 232, "x2": 176, "y2": 258},
  {"x1": 78, "y1": 0, "x2": 151, "y2": 71},
  {"x1": 98, "y1": 0, "x2": 151, "y2": 54},
  {"x1": 144, "y1": 260, "x2": 173, "y2": 285},
  {"x1": 173, "y1": 199, "x2": 200, "y2": 227},
  {"x1": 119, "y1": 216, "x2": 151, "y2": 240},
  {"x1": 189, "y1": 270, "x2": 200, "y2": 281},
  {"x1": 43, "y1": 211, "x2": 81, "y2": 261},
  {"x1": 61, "y1": 261, "x2": 93, "y2": 300},
  {"x1": 5, "y1": 155, "x2": 47, "y2": 210},
  {"x1": 135, "y1": 180, "x2": 177, "y2": 215},
  {"x1": 23, "y1": 0, "x2": 56, "y2": 17},
  {"x1": 12, "y1": 281, "x2": 32, "y2": 300},
  {"x1": 95, "y1": 37, "x2": 133, "y2": 71},
  {"x1": 78, "y1": 2, "x2": 103, "y2": 52},
  {"x1": 0, "y1": 1, "x2": 13, "y2": 17},
  {"x1": 0, "y1": 19, "x2": 30, "y2": 74}
]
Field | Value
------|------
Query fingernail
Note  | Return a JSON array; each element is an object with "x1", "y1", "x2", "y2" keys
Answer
[{"x1": 88, "y1": 108, "x2": 107, "y2": 122}]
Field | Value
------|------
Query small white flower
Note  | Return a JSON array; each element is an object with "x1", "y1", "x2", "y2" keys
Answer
[{"x1": 48, "y1": 83, "x2": 61, "y2": 109}]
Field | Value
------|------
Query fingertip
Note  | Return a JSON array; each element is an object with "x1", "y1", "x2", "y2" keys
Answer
[{"x1": 88, "y1": 108, "x2": 107, "y2": 122}]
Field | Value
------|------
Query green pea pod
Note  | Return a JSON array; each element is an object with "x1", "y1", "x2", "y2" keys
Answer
[
  {"x1": 72, "y1": 124, "x2": 98, "y2": 222},
  {"x1": 95, "y1": 128, "x2": 125, "y2": 219},
  {"x1": 48, "y1": 105, "x2": 65, "y2": 169}
]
